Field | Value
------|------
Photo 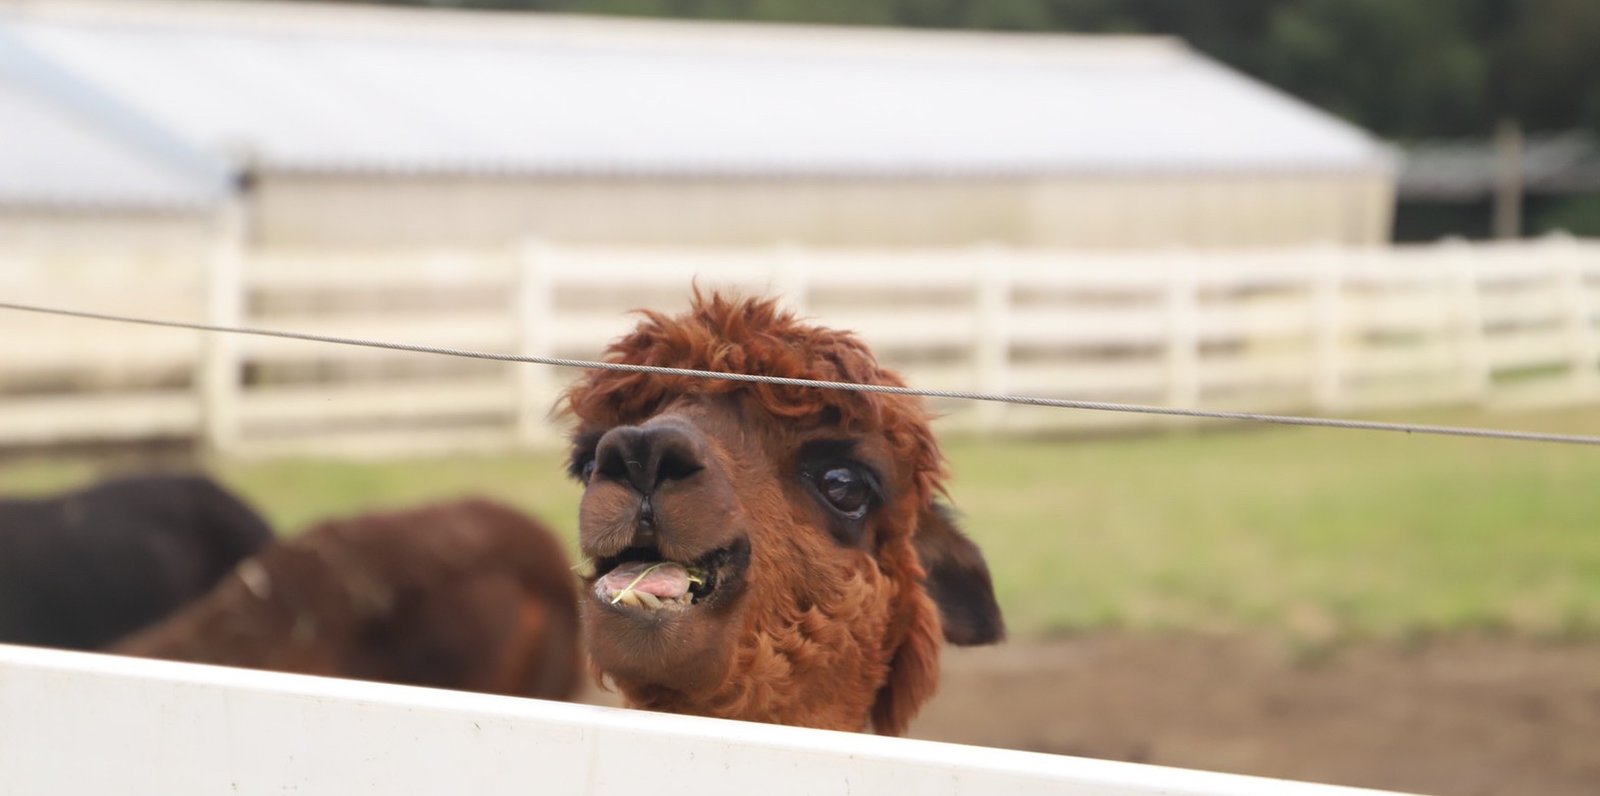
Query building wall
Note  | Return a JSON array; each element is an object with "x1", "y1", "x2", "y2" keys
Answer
[
  {"x1": 1024, "y1": 172, "x2": 1394, "y2": 249},
  {"x1": 248, "y1": 171, "x2": 1395, "y2": 250},
  {"x1": 0, "y1": 172, "x2": 1395, "y2": 257},
  {"x1": 0, "y1": 209, "x2": 217, "y2": 259}
]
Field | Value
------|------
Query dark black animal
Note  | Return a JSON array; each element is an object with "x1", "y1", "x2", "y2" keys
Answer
[{"x1": 0, "y1": 474, "x2": 274, "y2": 650}]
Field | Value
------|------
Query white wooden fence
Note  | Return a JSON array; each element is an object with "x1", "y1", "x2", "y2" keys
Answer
[
  {"x1": 0, "y1": 643, "x2": 1411, "y2": 796},
  {"x1": 2, "y1": 237, "x2": 1598, "y2": 456}
]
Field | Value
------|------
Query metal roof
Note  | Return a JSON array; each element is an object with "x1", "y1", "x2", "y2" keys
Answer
[
  {"x1": 0, "y1": 25, "x2": 228, "y2": 210},
  {"x1": 0, "y1": 0, "x2": 1393, "y2": 179}
]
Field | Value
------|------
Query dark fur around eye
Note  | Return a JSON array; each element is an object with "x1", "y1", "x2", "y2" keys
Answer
[{"x1": 567, "y1": 431, "x2": 604, "y2": 483}]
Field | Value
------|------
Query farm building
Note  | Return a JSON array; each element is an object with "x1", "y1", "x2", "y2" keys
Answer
[
  {"x1": 0, "y1": 0, "x2": 1396, "y2": 252},
  {"x1": 0, "y1": 22, "x2": 227, "y2": 256},
  {"x1": 0, "y1": 27, "x2": 232, "y2": 444}
]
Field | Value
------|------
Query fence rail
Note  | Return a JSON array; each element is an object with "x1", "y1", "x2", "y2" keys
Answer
[
  {"x1": 2, "y1": 237, "x2": 1598, "y2": 455},
  {"x1": 0, "y1": 644, "x2": 1408, "y2": 796}
]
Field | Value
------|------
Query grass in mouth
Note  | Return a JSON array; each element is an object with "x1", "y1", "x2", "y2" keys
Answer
[{"x1": 610, "y1": 561, "x2": 707, "y2": 605}]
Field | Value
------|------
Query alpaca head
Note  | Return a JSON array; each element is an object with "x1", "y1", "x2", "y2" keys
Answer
[{"x1": 564, "y1": 293, "x2": 1003, "y2": 734}]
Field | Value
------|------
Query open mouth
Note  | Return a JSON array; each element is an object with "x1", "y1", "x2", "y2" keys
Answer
[{"x1": 589, "y1": 538, "x2": 749, "y2": 613}]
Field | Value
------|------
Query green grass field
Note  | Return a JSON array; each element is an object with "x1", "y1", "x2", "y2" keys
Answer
[{"x1": 5, "y1": 405, "x2": 1598, "y2": 643}]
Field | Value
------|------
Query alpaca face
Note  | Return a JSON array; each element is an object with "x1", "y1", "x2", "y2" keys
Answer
[
  {"x1": 572, "y1": 394, "x2": 916, "y2": 729},
  {"x1": 564, "y1": 294, "x2": 1004, "y2": 734}
]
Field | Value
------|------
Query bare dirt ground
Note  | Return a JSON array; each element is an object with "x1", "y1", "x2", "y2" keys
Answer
[
  {"x1": 907, "y1": 635, "x2": 1600, "y2": 796},
  {"x1": 579, "y1": 634, "x2": 1600, "y2": 795}
]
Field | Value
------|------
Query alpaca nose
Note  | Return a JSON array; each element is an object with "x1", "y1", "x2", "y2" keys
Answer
[{"x1": 593, "y1": 417, "x2": 707, "y2": 497}]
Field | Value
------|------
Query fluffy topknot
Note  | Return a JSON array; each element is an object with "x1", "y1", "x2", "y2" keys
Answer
[{"x1": 561, "y1": 291, "x2": 947, "y2": 502}]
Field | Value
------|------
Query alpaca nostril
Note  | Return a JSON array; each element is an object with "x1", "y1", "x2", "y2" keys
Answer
[
  {"x1": 654, "y1": 444, "x2": 702, "y2": 485},
  {"x1": 593, "y1": 420, "x2": 707, "y2": 496},
  {"x1": 594, "y1": 430, "x2": 641, "y2": 489}
]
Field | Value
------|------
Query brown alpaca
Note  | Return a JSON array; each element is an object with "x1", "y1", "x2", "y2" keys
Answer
[
  {"x1": 565, "y1": 292, "x2": 1004, "y2": 735},
  {"x1": 114, "y1": 499, "x2": 582, "y2": 702}
]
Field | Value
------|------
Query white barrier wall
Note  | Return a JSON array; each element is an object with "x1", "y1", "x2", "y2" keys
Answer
[{"x1": 0, "y1": 644, "x2": 1414, "y2": 796}]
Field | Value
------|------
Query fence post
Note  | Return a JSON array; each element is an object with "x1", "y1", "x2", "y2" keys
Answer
[
  {"x1": 199, "y1": 199, "x2": 245, "y2": 456},
  {"x1": 1310, "y1": 248, "x2": 1344, "y2": 411},
  {"x1": 1164, "y1": 256, "x2": 1200, "y2": 414},
  {"x1": 771, "y1": 242, "x2": 809, "y2": 317},
  {"x1": 1443, "y1": 240, "x2": 1492, "y2": 404},
  {"x1": 1551, "y1": 233, "x2": 1600, "y2": 396},
  {"x1": 515, "y1": 240, "x2": 558, "y2": 448},
  {"x1": 973, "y1": 244, "x2": 1010, "y2": 432}
]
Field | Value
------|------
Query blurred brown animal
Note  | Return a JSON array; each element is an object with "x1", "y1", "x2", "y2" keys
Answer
[
  {"x1": 115, "y1": 498, "x2": 581, "y2": 702},
  {"x1": 564, "y1": 292, "x2": 1004, "y2": 735}
]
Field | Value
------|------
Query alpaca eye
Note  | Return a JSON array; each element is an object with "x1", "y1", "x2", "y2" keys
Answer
[
  {"x1": 797, "y1": 441, "x2": 883, "y2": 542},
  {"x1": 568, "y1": 450, "x2": 598, "y2": 484},
  {"x1": 818, "y1": 467, "x2": 871, "y2": 518}
]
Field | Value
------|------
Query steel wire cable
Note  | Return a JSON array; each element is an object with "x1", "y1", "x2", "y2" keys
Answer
[{"x1": 3, "y1": 299, "x2": 1600, "y2": 447}]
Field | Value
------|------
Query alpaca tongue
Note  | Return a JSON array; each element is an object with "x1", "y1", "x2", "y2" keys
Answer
[{"x1": 600, "y1": 560, "x2": 692, "y2": 600}]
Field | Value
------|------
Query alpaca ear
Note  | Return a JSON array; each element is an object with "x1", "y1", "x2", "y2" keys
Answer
[
  {"x1": 914, "y1": 502, "x2": 1005, "y2": 646},
  {"x1": 870, "y1": 503, "x2": 1002, "y2": 735}
]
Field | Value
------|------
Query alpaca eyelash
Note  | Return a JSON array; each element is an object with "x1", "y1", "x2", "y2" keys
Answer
[
  {"x1": 798, "y1": 438, "x2": 866, "y2": 467},
  {"x1": 823, "y1": 462, "x2": 883, "y2": 506}
]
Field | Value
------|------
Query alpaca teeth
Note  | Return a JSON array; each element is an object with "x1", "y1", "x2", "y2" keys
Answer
[{"x1": 609, "y1": 587, "x2": 698, "y2": 610}]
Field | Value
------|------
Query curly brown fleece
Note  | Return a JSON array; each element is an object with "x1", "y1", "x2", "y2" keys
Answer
[{"x1": 563, "y1": 291, "x2": 949, "y2": 734}]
